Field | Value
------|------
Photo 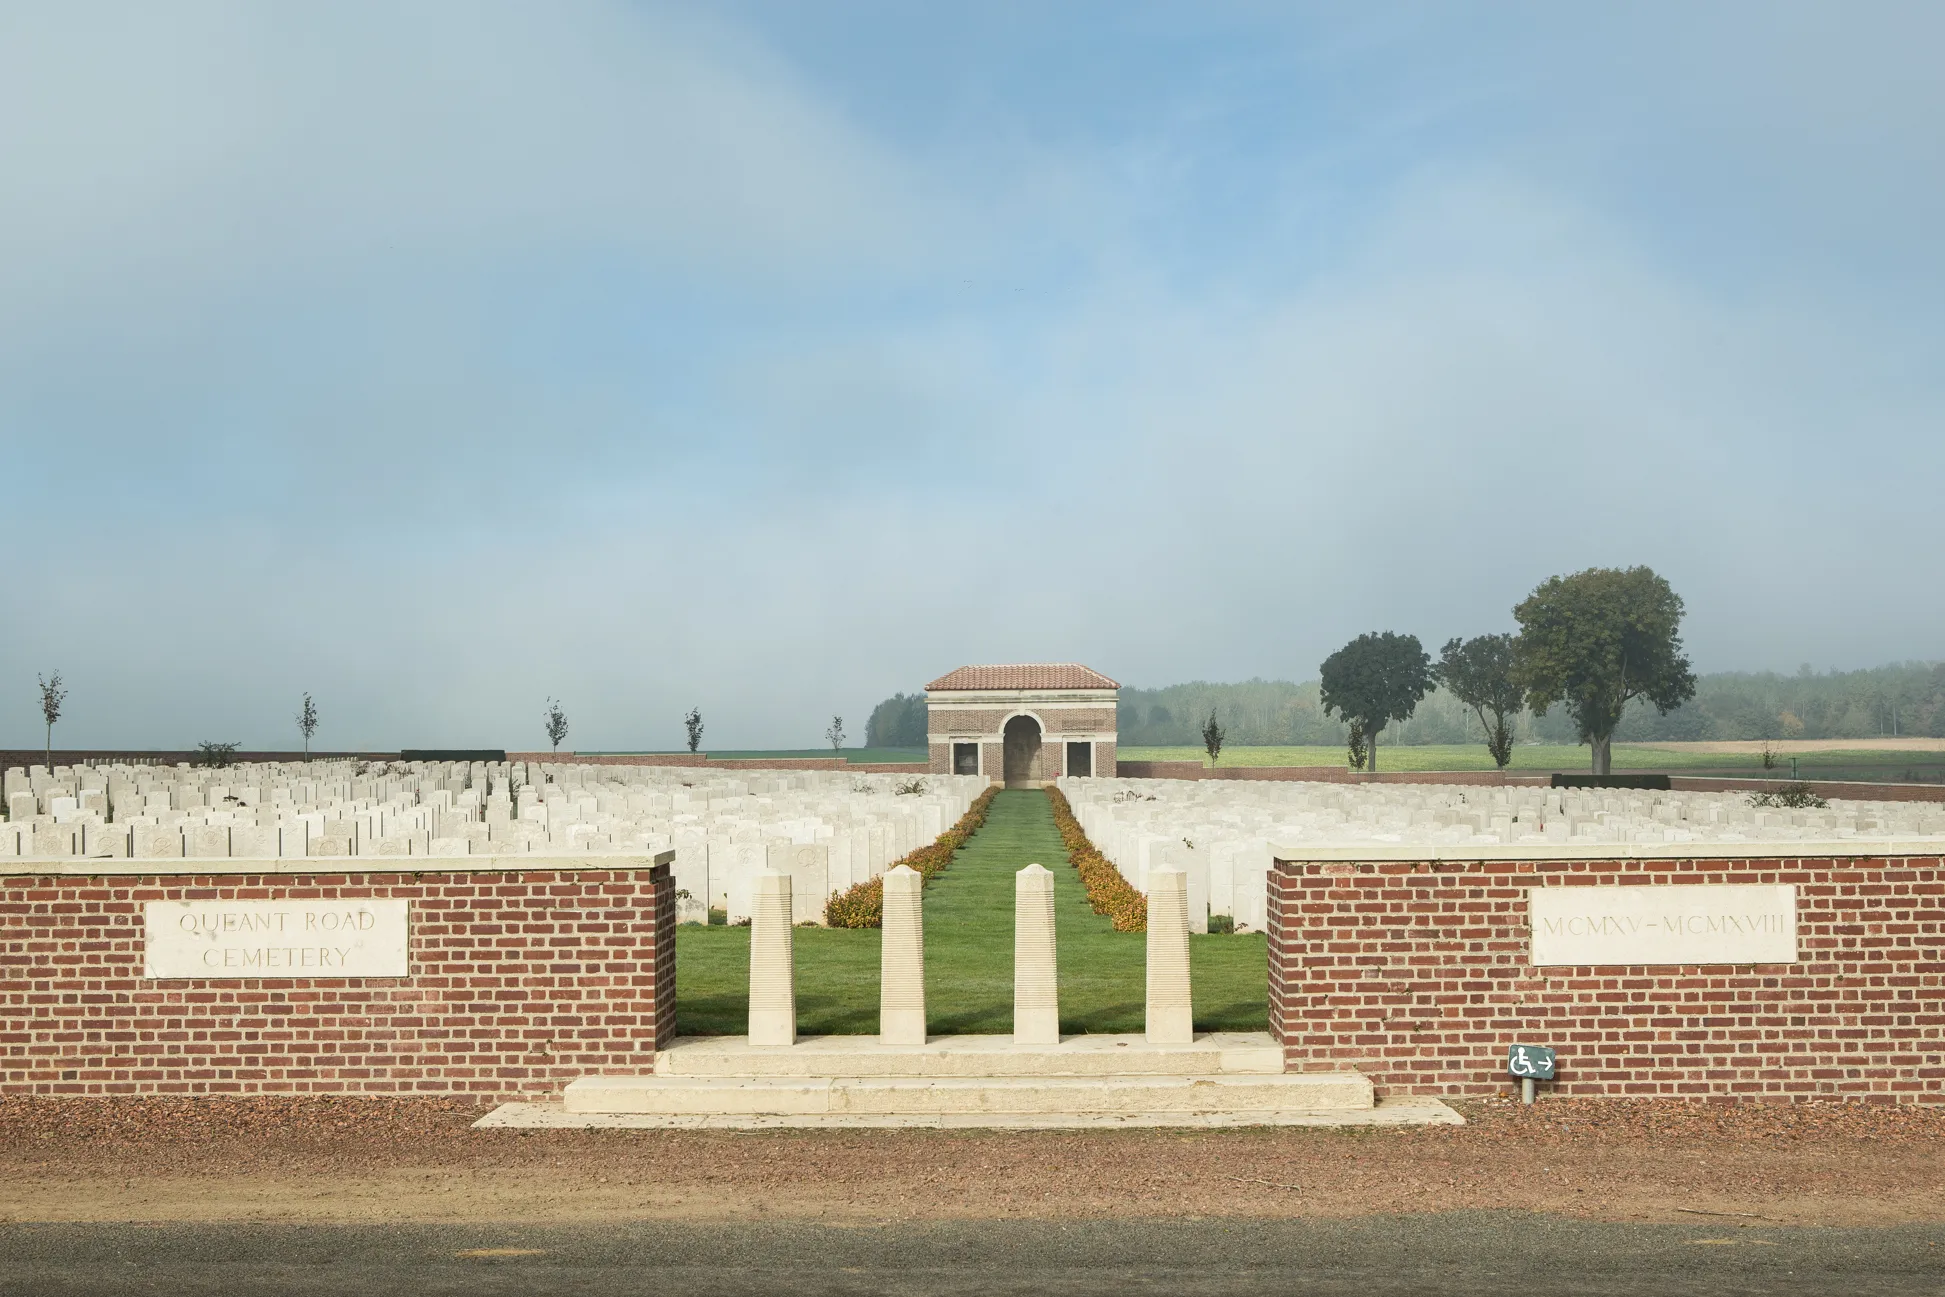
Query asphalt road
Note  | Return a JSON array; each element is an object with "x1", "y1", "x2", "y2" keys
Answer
[{"x1": 3, "y1": 1214, "x2": 1942, "y2": 1296}]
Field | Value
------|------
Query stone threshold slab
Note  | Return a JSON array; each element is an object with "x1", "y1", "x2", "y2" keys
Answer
[
  {"x1": 653, "y1": 1033, "x2": 1284, "y2": 1077},
  {"x1": 476, "y1": 1096, "x2": 1462, "y2": 1131},
  {"x1": 562, "y1": 1072, "x2": 1373, "y2": 1116}
]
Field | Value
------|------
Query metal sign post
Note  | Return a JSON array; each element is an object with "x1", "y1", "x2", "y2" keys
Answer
[{"x1": 1507, "y1": 1044, "x2": 1556, "y2": 1105}]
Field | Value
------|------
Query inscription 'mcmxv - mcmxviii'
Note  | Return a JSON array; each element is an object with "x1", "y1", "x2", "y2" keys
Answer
[{"x1": 1528, "y1": 884, "x2": 1797, "y2": 967}]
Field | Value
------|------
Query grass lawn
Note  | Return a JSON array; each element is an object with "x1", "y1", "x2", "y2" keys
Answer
[
  {"x1": 673, "y1": 789, "x2": 1267, "y2": 1037},
  {"x1": 1119, "y1": 744, "x2": 1945, "y2": 783}
]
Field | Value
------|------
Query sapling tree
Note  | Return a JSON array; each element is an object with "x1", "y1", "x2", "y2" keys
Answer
[
  {"x1": 38, "y1": 672, "x2": 66, "y2": 769},
  {"x1": 1346, "y1": 720, "x2": 1367, "y2": 771},
  {"x1": 1512, "y1": 566, "x2": 1697, "y2": 775},
  {"x1": 826, "y1": 715, "x2": 845, "y2": 754},
  {"x1": 1318, "y1": 632, "x2": 1432, "y2": 773},
  {"x1": 544, "y1": 698, "x2": 569, "y2": 754},
  {"x1": 684, "y1": 707, "x2": 704, "y2": 753},
  {"x1": 1201, "y1": 709, "x2": 1225, "y2": 766},
  {"x1": 296, "y1": 692, "x2": 319, "y2": 761},
  {"x1": 1435, "y1": 634, "x2": 1522, "y2": 769},
  {"x1": 193, "y1": 741, "x2": 240, "y2": 769}
]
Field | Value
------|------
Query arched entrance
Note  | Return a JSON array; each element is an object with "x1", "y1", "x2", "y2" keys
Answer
[{"x1": 1002, "y1": 714, "x2": 1042, "y2": 788}]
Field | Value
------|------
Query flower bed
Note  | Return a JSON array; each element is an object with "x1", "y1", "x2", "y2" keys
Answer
[
  {"x1": 1045, "y1": 785, "x2": 1147, "y2": 932},
  {"x1": 824, "y1": 785, "x2": 1001, "y2": 928}
]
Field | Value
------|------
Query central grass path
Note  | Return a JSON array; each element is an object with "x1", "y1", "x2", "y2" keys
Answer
[{"x1": 674, "y1": 789, "x2": 1267, "y2": 1036}]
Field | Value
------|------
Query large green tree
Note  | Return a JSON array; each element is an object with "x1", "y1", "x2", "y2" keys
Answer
[
  {"x1": 1318, "y1": 632, "x2": 1432, "y2": 773},
  {"x1": 1435, "y1": 634, "x2": 1522, "y2": 769},
  {"x1": 1512, "y1": 566, "x2": 1697, "y2": 775}
]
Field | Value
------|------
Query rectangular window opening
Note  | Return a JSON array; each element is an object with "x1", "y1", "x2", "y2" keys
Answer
[
  {"x1": 952, "y1": 742, "x2": 980, "y2": 776},
  {"x1": 1066, "y1": 741, "x2": 1092, "y2": 778}
]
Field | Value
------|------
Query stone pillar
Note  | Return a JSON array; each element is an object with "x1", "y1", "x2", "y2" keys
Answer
[
  {"x1": 1013, "y1": 863, "x2": 1059, "y2": 1045},
  {"x1": 748, "y1": 870, "x2": 796, "y2": 1047},
  {"x1": 879, "y1": 864, "x2": 926, "y2": 1045},
  {"x1": 1145, "y1": 865, "x2": 1193, "y2": 1045}
]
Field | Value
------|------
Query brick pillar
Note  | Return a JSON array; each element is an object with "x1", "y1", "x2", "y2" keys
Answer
[
  {"x1": 1267, "y1": 858, "x2": 1293, "y2": 1047},
  {"x1": 649, "y1": 859, "x2": 678, "y2": 1050}
]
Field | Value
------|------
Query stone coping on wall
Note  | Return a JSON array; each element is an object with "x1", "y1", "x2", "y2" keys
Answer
[
  {"x1": 0, "y1": 850, "x2": 675, "y2": 879},
  {"x1": 1269, "y1": 838, "x2": 1945, "y2": 864}
]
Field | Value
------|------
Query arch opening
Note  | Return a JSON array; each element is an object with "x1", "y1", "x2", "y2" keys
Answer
[{"x1": 1001, "y1": 715, "x2": 1043, "y2": 789}]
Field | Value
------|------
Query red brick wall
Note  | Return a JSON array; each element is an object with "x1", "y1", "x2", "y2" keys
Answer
[
  {"x1": 1, "y1": 865, "x2": 675, "y2": 1097},
  {"x1": 1270, "y1": 854, "x2": 1944, "y2": 1103}
]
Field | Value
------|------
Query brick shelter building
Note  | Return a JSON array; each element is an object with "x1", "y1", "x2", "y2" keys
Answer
[{"x1": 925, "y1": 664, "x2": 1118, "y2": 787}]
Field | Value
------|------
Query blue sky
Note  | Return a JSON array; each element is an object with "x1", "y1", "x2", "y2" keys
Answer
[{"x1": 2, "y1": 2, "x2": 1941, "y2": 751}]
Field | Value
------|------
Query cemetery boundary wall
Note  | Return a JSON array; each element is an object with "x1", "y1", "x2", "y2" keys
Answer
[
  {"x1": 1114, "y1": 761, "x2": 1945, "y2": 802},
  {"x1": 0, "y1": 856, "x2": 676, "y2": 1097},
  {"x1": 1269, "y1": 848, "x2": 1944, "y2": 1103}
]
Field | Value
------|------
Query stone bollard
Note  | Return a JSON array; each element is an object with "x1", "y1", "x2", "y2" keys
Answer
[
  {"x1": 1144, "y1": 865, "x2": 1194, "y2": 1045},
  {"x1": 749, "y1": 870, "x2": 796, "y2": 1047},
  {"x1": 1013, "y1": 863, "x2": 1059, "y2": 1045},
  {"x1": 879, "y1": 864, "x2": 926, "y2": 1045}
]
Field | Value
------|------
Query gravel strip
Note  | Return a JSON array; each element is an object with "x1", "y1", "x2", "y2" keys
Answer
[{"x1": 3, "y1": 1094, "x2": 1941, "y2": 1226}]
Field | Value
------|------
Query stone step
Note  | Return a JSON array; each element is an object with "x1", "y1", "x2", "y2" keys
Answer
[
  {"x1": 564, "y1": 1072, "x2": 1372, "y2": 1116},
  {"x1": 652, "y1": 1032, "x2": 1286, "y2": 1078}
]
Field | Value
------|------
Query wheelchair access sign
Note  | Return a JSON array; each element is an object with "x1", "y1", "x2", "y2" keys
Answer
[{"x1": 1507, "y1": 1044, "x2": 1556, "y2": 1080}]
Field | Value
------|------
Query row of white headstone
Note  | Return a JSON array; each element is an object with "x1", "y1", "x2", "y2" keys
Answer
[
  {"x1": 747, "y1": 863, "x2": 1194, "y2": 1047},
  {"x1": 1058, "y1": 774, "x2": 1945, "y2": 934},
  {"x1": 0, "y1": 759, "x2": 987, "y2": 925}
]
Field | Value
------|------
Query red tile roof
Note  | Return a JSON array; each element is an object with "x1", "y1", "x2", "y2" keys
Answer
[{"x1": 925, "y1": 664, "x2": 1120, "y2": 692}]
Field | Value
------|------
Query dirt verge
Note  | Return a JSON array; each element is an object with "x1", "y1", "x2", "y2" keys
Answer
[{"x1": 3, "y1": 1095, "x2": 1940, "y2": 1227}]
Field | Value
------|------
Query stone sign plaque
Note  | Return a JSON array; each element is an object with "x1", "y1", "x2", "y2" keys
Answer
[
  {"x1": 1528, "y1": 884, "x2": 1796, "y2": 966},
  {"x1": 144, "y1": 899, "x2": 409, "y2": 978}
]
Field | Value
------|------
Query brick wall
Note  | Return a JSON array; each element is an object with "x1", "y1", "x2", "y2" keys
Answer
[
  {"x1": 1269, "y1": 853, "x2": 1944, "y2": 1102},
  {"x1": 1, "y1": 864, "x2": 675, "y2": 1097}
]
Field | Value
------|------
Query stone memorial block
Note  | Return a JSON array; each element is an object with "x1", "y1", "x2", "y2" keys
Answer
[
  {"x1": 1144, "y1": 866, "x2": 1194, "y2": 1045},
  {"x1": 748, "y1": 871, "x2": 796, "y2": 1047},
  {"x1": 1529, "y1": 884, "x2": 1797, "y2": 966},
  {"x1": 31, "y1": 825, "x2": 76, "y2": 857},
  {"x1": 428, "y1": 836, "x2": 470, "y2": 857},
  {"x1": 145, "y1": 898, "x2": 409, "y2": 978},
  {"x1": 1013, "y1": 864, "x2": 1060, "y2": 1045},
  {"x1": 6, "y1": 791, "x2": 35, "y2": 821},
  {"x1": 879, "y1": 864, "x2": 926, "y2": 1045},
  {"x1": 307, "y1": 834, "x2": 351, "y2": 857}
]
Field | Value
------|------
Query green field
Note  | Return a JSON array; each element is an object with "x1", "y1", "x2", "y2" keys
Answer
[
  {"x1": 583, "y1": 748, "x2": 928, "y2": 765},
  {"x1": 1119, "y1": 744, "x2": 1945, "y2": 784},
  {"x1": 673, "y1": 789, "x2": 1267, "y2": 1036}
]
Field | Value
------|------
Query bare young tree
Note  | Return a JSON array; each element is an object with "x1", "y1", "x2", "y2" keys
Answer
[
  {"x1": 1201, "y1": 708, "x2": 1225, "y2": 766},
  {"x1": 37, "y1": 672, "x2": 66, "y2": 769},
  {"x1": 826, "y1": 715, "x2": 845, "y2": 754},
  {"x1": 684, "y1": 707, "x2": 704, "y2": 754},
  {"x1": 296, "y1": 692, "x2": 319, "y2": 762},
  {"x1": 544, "y1": 698, "x2": 569, "y2": 754}
]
